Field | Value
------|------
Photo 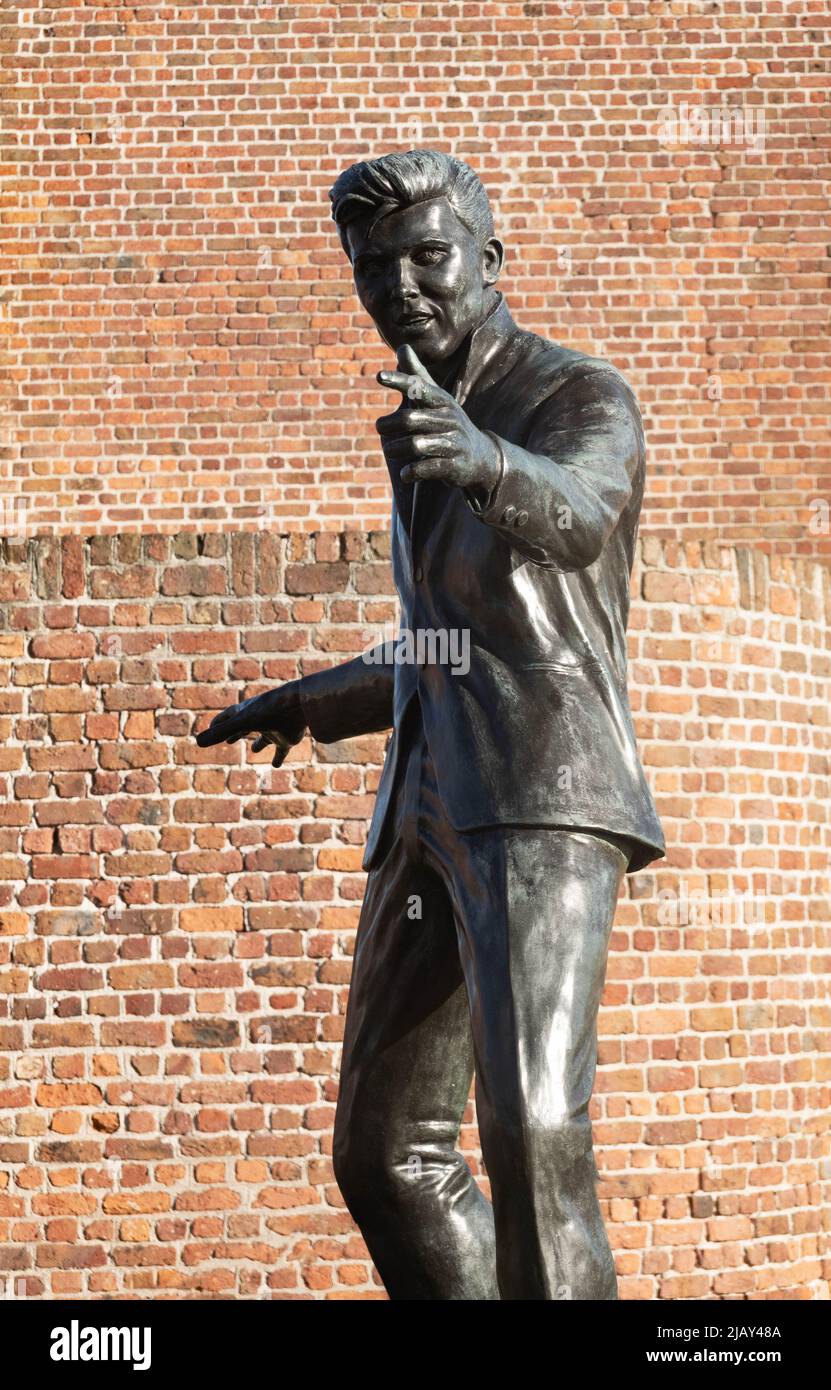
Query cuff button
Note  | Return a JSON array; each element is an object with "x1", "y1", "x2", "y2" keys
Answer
[
  {"x1": 514, "y1": 510, "x2": 528, "y2": 527},
  {"x1": 501, "y1": 506, "x2": 516, "y2": 524}
]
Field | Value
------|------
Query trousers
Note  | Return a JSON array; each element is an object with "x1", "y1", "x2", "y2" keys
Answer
[{"x1": 332, "y1": 700, "x2": 631, "y2": 1300}]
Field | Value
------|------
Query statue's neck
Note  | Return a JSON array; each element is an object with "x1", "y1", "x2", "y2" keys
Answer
[{"x1": 432, "y1": 288, "x2": 500, "y2": 393}]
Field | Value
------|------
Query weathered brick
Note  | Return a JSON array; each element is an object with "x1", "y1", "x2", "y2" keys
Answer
[{"x1": 2, "y1": 0, "x2": 829, "y2": 1303}]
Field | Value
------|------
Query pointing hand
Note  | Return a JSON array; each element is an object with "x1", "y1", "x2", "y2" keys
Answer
[{"x1": 375, "y1": 345, "x2": 501, "y2": 494}]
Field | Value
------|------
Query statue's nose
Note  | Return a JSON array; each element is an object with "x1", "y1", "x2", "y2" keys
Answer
[{"x1": 389, "y1": 261, "x2": 419, "y2": 304}]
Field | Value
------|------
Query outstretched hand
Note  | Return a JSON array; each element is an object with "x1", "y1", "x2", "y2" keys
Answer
[
  {"x1": 375, "y1": 345, "x2": 501, "y2": 493},
  {"x1": 195, "y1": 685, "x2": 307, "y2": 768}
]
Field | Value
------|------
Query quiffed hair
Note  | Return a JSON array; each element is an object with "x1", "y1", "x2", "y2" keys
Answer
[{"x1": 329, "y1": 149, "x2": 494, "y2": 257}]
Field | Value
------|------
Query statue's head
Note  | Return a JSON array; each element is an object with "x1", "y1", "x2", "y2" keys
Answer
[{"x1": 330, "y1": 150, "x2": 504, "y2": 369}]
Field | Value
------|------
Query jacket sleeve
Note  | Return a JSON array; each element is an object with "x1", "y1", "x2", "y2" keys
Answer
[
  {"x1": 298, "y1": 642, "x2": 395, "y2": 744},
  {"x1": 464, "y1": 365, "x2": 644, "y2": 571}
]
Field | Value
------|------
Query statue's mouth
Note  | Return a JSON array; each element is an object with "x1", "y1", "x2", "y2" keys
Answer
[{"x1": 395, "y1": 312, "x2": 433, "y2": 329}]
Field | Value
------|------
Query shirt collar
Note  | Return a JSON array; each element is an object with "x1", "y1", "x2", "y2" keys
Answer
[{"x1": 444, "y1": 291, "x2": 517, "y2": 405}]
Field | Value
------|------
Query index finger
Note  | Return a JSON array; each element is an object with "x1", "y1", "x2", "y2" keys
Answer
[
  {"x1": 377, "y1": 370, "x2": 449, "y2": 408},
  {"x1": 195, "y1": 704, "x2": 247, "y2": 747}
]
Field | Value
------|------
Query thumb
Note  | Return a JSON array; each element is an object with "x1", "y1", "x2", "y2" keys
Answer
[{"x1": 396, "y1": 343, "x2": 438, "y2": 385}]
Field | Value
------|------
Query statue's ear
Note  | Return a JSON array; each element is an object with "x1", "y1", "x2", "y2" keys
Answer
[{"x1": 482, "y1": 236, "x2": 504, "y2": 284}]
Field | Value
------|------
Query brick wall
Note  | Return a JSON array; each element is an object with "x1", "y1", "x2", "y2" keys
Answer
[
  {"x1": 0, "y1": 530, "x2": 829, "y2": 1299},
  {"x1": 4, "y1": 2, "x2": 831, "y2": 558}
]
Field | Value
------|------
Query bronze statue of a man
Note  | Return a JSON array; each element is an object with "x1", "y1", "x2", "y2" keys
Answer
[{"x1": 197, "y1": 150, "x2": 665, "y2": 1300}]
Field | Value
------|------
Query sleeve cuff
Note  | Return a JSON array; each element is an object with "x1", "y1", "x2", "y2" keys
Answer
[{"x1": 464, "y1": 431, "x2": 505, "y2": 516}]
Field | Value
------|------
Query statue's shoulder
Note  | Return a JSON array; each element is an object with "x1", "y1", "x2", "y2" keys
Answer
[{"x1": 506, "y1": 325, "x2": 638, "y2": 405}]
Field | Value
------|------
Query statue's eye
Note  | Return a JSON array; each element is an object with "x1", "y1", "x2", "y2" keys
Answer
[{"x1": 412, "y1": 248, "x2": 446, "y2": 266}]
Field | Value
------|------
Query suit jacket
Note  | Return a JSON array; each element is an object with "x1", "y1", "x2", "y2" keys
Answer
[{"x1": 298, "y1": 293, "x2": 666, "y2": 875}]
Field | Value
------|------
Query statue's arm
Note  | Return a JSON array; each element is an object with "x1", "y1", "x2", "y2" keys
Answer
[
  {"x1": 464, "y1": 365, "x2": 643, "y2": 571},
  {"x1": 298, "y1": 643, "x2": 395, "y2": 744},
  {"x1": 194, "y1": 641, "x2": 395, "y2": 766}
]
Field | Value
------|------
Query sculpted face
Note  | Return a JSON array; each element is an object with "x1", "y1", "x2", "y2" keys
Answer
[{"x1": 345, "y1": 197, "x2": 503, "y2": 371}]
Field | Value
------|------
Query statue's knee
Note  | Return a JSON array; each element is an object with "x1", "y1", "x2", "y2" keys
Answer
[
  {"x1": 334, "y1": 1124, "x2": 425, "y2": 1218},
  {"x1": 489, "y1": 1109, "x2": 594, "y2": 1178},
  {"x1": 332, "y1": 1114, "x2": 393, "y2": 1214},
  {"x1": 332, "y1": 1122, "x2": 365, "y2": 1207},
  {"x1": 542, "y1": 1113, "x2": 596, "y2": 1175}
]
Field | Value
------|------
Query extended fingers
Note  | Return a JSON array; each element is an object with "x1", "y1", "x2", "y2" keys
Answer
[
  {"x1": 377, "y1": 369, "x2": 448, "y2": 408},
  {"x1": 252, "y1": 732, "x2": 290, "y2": 767},
  {"x1": 195, "y1": 703, "x2": 246, "y2": 747}
]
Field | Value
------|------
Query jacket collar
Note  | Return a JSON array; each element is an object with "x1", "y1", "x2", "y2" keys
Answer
[
  {"x1": 445, "y1": 291, "x2": 517, "y2": 406},
  {"x1": 401, "y1": 292, "x2": 517, "y2": 546}
]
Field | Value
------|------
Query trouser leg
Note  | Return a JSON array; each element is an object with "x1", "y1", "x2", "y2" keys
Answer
[
  {"x1": 434, "y1": 825, "x2": 628, "y2": 1301},
  {"x1": 332, "y1": 834, "x2": 499, "y2": 1300}
]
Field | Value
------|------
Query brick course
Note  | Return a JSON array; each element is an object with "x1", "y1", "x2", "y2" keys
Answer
[{"x1": 0, "y1": 531, "x2": 828, "y2": 1299}]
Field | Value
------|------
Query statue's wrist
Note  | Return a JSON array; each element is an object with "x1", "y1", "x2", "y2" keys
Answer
[
  {"x1": 277, "y1": 680, "x2": 307, "y2": 735},
  {"x1": 467, "y1": 431, "x2": 503, "y2": 509}
]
